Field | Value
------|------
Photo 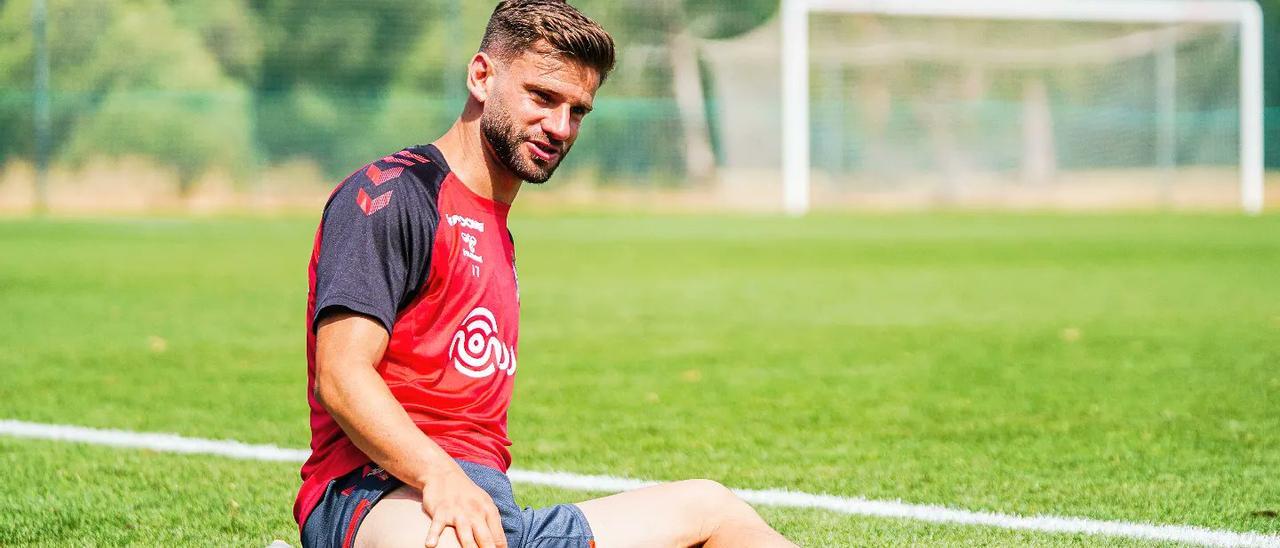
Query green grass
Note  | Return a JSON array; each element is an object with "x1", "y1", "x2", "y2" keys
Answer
[{"x1": 1, "y1": 213, "x2": 1279, "y2": 546}]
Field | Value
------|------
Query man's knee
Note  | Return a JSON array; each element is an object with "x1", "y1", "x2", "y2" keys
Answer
[
  {"x1": 678, "y1": 479, "x2": 760, "y2": 521},
  {"x1": 663, "y1": 479, "x2": 767, "y2": 544}
]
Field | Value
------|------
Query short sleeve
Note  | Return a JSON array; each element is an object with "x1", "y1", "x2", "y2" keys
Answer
[{"x1": 312, "y1": 165, "x2": 436, "y2": 334}]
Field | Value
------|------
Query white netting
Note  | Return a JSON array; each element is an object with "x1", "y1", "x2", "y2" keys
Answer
[{"x1": 705, "y1": 9, "x2": 1248, "y2": 210}]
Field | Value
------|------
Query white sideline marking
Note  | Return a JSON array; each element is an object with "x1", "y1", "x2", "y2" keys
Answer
[{"x1": 2, "y1": 420, "x2": 1278, "y2": 547}]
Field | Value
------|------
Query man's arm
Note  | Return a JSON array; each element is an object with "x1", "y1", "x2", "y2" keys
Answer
[{"x1": 314, "y1": 311, "x2": 508, "y2": 548}]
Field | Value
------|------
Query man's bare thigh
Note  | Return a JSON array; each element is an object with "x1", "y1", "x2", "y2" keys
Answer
[{"x1": 354, "y1": 485, "x2": 463, "y2": 548}]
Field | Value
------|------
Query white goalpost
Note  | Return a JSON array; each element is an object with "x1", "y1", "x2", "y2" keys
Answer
[{"x1": 780, "y1": 0, "x2": 1266, "y2": 215}]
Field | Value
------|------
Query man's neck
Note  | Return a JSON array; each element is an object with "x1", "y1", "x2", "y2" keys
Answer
[{"x1": 432, "y1": 115, "x2": 522, "y2": 205}]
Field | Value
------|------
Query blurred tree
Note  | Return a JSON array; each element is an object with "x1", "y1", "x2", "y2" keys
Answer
[
  {"x1": 391, "y1": 1, "x2": 465, "y2": 99},
  {"x1": 170, "y1": 0, "x2": 265, "y2": 85},
  {"x1": 682, "y1": 0, "x2": 776, "y2": 40},
  {"x1": 0, "y1": 0, "x2": 120, "y2": 165},
  {"x1": 0, "y1": 0, "x2": 38, "y2": 166},
  {"x1": 0, "y1": 0, "x2": 254, "y2": 191},
  {"x1": 61, "y1": 0, "x2": 255, "y2": 191},
  {"x1": 246, "y1": 0, "x2": 437, "y2": 174}
]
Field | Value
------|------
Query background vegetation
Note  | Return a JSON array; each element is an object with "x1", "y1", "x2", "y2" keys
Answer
[
  {"x1": 0, "y1": 0, "x2": 1274, "y2": 198},
  {"x1": 0, "y1": 0, "x2": 778, "y2": 190}
]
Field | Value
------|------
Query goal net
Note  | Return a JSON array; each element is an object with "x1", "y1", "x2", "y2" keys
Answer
[{"x1": 775, "y1": 0, "x2": 1264, "y2": 214}]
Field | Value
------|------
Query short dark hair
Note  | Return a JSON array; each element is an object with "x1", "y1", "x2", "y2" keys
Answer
[{"x1": 479, "y1": 0, "x2": 616, "y2": 84}]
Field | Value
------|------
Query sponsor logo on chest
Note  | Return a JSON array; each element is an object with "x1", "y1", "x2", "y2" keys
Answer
[
  {"x1": 445, "y1": 214, "x2": 485, "y2": 232},
  {"x1": 448, "y1": 307, "x2": 516, "y2": 378}
]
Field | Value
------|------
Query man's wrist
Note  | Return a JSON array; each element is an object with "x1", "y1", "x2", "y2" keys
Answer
[{"x1": 412, "y1": 455, "x2": 465, "y2": 489}]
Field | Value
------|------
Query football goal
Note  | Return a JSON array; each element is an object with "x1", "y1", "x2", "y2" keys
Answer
[{"x1": 780, "y1": 0, "x2": 1265, "y2": 214}]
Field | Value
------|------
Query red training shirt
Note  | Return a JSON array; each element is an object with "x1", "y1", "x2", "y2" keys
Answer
[{"x1": 295, "y1": 144, "x2": 520, "y2": 528}]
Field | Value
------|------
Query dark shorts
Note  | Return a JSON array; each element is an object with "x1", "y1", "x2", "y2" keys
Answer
[{"x1": 301, "y1": 459, "x2": 594, "y2": 548}]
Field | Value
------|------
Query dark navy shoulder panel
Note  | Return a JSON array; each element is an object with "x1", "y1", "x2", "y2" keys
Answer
[{"x1": 311, "y1": 147, "x2": 448, "y2": 333}]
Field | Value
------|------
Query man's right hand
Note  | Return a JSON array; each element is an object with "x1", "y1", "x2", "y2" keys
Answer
[{"x1": 419, "y1": 465, "x2": 508, "y2": 548}]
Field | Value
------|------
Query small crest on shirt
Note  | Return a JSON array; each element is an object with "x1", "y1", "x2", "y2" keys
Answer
[{"x1": 356, "y1": 187, "x2": 393, "y2": 216}]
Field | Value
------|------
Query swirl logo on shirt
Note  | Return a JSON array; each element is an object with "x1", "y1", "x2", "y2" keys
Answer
[{"x1": 449, "y1": 307, "x2": 516, "y2": 379}]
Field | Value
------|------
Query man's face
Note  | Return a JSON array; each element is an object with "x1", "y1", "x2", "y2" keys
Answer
[{"x1": 480, "y1": 47, "x2": 599, "y2": 184}]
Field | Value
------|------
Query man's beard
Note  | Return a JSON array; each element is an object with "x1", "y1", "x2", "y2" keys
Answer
[{"x1": 480, "y1": 103, "x2": 565, "y2": 184}]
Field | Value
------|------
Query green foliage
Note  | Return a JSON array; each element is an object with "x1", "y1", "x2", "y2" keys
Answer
[
  {"x1": 170, "y1": 0, "x2": 265, "y2": 85},
  {"x1": 682, "y1": 0, "x2": 777, "y2": 40},
  {"x1": 582, "y1": 0, "x2": 678, "y2": 45},
  {"x1": 59, "y1": 0, "x2": 255, "y2": 188},
  {"x1": 247, "y1": 0, "x2": 444, "y2": 175},
  {"x1": 570, "y1": 97, "x2": 688, "y2": 179},
  {"x1": 63, "y1": 89, "x2": 255, "y2": 188},
  {"x1": 0, "y1": 0, "x2": 255, "y2": 186},
  {"x1": 0, "y1": 0, "x2": 788, "y2": 183},
  {"x1": 0, "y1": 1, "x2": 38, "y2": 164},
  {"x1": 371, "y1": 91, "x2": 456, "y2": 150},
  {"x1": 251, "y1": 0, "x2": 433, "y2": 92}
]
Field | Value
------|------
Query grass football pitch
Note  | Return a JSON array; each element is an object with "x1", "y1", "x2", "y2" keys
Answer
[{"x1": 0, "y1": 213, "x2": 1277, "y2": 546}]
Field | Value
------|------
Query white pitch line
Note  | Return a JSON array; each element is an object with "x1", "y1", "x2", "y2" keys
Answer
[
  {"x1": 0, "y1": 419, "x2": 311, "y2": 462},
  {"x1": 2, "y1": 419, "x2": 1277, "y2": 547}
]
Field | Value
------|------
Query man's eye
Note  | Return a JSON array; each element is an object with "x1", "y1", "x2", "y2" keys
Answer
[{"x1": 531, "y1": 91, "x2": 550, "y2": 103}]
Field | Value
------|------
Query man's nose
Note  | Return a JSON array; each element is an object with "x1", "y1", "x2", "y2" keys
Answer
[{"x1": 542, "y1": 105, "x2": 572, "y2": 143}]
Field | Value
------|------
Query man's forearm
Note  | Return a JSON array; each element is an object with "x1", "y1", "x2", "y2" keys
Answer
[
  {"x1": 315, "y1": 313, "x2": 460, "y2": 490},
  {"x1": 318, "y1": 366, "x2": 458, "y2": 490}
]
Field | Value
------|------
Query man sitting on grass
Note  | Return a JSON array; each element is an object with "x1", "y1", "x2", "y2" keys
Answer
[{"x1": 296, "y1": 1, "x2": 798, "y2": 547}]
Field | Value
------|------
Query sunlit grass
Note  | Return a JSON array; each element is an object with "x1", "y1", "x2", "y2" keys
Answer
[{"x1": 1, "y1": 213, "x2": 1278, "y2": 545}]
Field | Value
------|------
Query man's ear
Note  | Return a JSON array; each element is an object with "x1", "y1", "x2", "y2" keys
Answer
[{"x1": 467, "y1": 52, "x2": 497, "y2": 103}]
